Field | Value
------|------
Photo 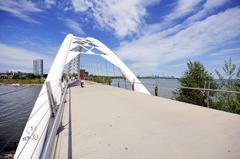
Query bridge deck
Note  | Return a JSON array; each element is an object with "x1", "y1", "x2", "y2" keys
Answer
[{"x1": 54, "y1": 82, "x2": 240, "y2": 159}]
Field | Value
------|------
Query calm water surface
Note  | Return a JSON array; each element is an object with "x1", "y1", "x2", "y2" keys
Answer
[
  {"x1": 112, "y1": 78, "x2": 179, "y2": 98},
  {"x1": 0, "y1": 85, "x2": 41, "y2": 152}
]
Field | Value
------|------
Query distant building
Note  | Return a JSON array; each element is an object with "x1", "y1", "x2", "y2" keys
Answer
[
  {"x1": 33, "y1": 59, "x2": 43, "y2": 76},
  {"x1": 80, "y1": 69, "x2": 89, "y2": 76}
]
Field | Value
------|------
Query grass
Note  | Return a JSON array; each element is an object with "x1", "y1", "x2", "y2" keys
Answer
[
  {"x1": 0, "y1": 79, "x2": 44, "y2": 85},
  {"x1": 87, "y1": 75, "x2": 112, "y2": 84}
]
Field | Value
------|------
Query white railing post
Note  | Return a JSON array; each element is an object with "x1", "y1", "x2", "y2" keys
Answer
[{"x1": 46, "y1": 82, "x2": 56, "y2": 117}]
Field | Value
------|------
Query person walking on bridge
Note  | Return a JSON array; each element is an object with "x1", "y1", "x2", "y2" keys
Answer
[{"x1": 80, "y1": 75, "x2": 85, "y2": 88}]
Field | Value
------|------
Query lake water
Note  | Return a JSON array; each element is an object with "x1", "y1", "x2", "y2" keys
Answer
[
  {"x1": 0, "y1": 78, "x2": 179, "y2": 152},
  {"x1": 112, "y1": 78, "x2": 179, "y2": 98},
  {"x1": 0, "y1": 85, "x2": 41, "y2": 152}
]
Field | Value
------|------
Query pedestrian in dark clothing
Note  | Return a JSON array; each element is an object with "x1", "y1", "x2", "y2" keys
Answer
[{"x1": 155, "y1": 85, "x2": 158, "y2": 96}]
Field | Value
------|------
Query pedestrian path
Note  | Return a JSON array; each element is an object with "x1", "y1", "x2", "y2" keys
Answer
[{"x1": 54, "y1": 82, "x2": 240, "y2": 159}]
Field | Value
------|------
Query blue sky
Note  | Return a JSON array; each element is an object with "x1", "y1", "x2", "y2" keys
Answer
[{"x1": 0, "y1": 0, "x2": 240, "y2": 77}]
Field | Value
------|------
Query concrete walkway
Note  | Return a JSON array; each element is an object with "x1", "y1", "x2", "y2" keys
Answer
[{"x1": 54, "y1": 82, "x2": 240, "y2": 159}]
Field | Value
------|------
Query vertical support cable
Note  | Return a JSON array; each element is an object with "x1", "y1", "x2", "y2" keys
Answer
[
  {"x1": 105, "y1": 59, "x2": 110, "y2": 85},
  {"x1": 77, "y1": 54, "x2": 81, "y2": 81},
  {"x1": 100, "y1": 58, "x2": 104, "y2": 83},
  {"x1": 112, "y1": 64, "x2": 115, "y2": 86},
  {"x1": 105, "y1": 59, "x2": 108, "y2": 77},
  {"x1": 96, "y1": 56, "x2": 100, "y2": 83}
]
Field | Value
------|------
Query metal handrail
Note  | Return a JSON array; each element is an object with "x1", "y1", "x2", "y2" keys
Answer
[
  {"x1": 40, "y1": 81, "x2": 69, "y2": 159},
  {"x1": 112, "y1": 80, "x2": 240, "y2": 94}
]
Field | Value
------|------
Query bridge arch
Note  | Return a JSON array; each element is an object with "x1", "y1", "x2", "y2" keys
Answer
[
  {"x1": 14, "y1": 34, "x2": 149, "y2": 159},
  {"x1": 66, "y1": 34, "x2": 150, "y2": 94}
]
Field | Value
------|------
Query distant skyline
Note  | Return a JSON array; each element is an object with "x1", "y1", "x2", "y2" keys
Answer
[
  {"x1": 0, "y1": 0, "x2": 240, "y2": 77},
  {"x1": 33, "y1": 59, "x2": 43, "y2": 75}
]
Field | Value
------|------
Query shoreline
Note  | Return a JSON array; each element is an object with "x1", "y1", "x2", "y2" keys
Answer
[
  {"x1": 0, "y1": 79, "x2": 44, "y2": 86},
  {"x1": 0, "y1": 83, "x2": 43, "y2": 86}
]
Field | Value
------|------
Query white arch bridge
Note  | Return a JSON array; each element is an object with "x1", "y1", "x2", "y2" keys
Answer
[
  {"x1": 14, "y1": 34, "x2": 149, "y2": 158},
  {"x1": 14, "y1": 34, "x2": 240, "y2": 159}
]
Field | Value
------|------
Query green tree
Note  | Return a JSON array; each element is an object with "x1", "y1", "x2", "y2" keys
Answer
[
  {"x1": 72, "y1": 73, "x2": 78, "y2": 79},
  {"x1": 174, "y1": 61, "x2": 216, "y2": 106},
  {"x1": 215, "y1": 58, "x2": 240, "y2": 114},
  {"x1": 89, "y1": 75, "x2": 112, "y2": 84}
]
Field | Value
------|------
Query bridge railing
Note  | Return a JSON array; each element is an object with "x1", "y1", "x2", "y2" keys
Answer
[
  {"x1": 109, "y1": 78, "x2": 240, "y2": 112},
  {"x1": 40, "y1": 79, "x2": 70, "y2": 159}
]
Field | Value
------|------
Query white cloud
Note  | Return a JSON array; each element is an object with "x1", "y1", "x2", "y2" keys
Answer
[
  {"x1": 44, "y1": 0, "x2": 56, "y2": 8},
  {"x1": 211, "y1": 48, "x2": 240, "y2": 56},
  {"x1": 71, "y1": 0, "x2": 160, "y2": 37},
  {"x1": 115, "y1": 7, "x2": 240, "y2": 75},
  {"x1": 147, "y1": 0, "x2": 230, "y2": 34},
  {"x1": 61, "y1": 18, "x2": 85, "y2": 35},
  {"x1": 0, "y1": 0, "x2": 42, "y2": 24},
  {"x1": 187, "y1": 0, "x2": 229, "y2": 23},
  {"x1": 204, "y1": 0, "x2": 229, "y2": 9},
  {"x1": 164, "y1": 0, "x2": 203, "y2": 21},
  {"x1": 71, "y1": 0, "x2": 92, "y2": 12},
  {"x1": 0, "y1": 43, "x2": 52, "y2": 73}
]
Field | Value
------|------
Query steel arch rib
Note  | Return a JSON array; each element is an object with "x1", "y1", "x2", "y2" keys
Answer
[{"x1": 66, "y1": 35, "x2": 150, "y2": 94}]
